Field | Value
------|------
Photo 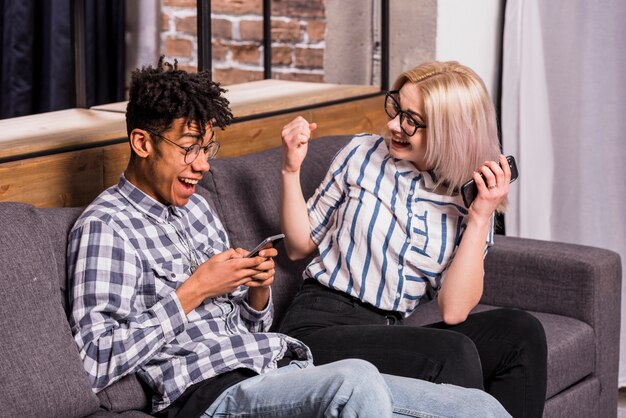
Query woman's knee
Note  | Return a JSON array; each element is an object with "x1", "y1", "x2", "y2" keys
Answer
[
  {"x1": 434, "y1": 332, "x2": 483, "y2": 388},
  {"x1": 494, "y1": 309, "x2": 547, "y2": 353}
]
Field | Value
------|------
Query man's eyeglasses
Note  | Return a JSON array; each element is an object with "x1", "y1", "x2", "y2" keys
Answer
[
  {"x1": 384, "y1": 90, "x2": 427, "y2": 136},
  {"x1": 146, "y1": 129, "x2": 220, "y2": 164}
]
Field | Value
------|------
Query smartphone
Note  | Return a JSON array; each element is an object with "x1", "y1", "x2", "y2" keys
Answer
[
  {"x1": 245, "y1": 234, "x2": 285, "y2": 258},
  {"x1": 460, "y1": 155, "x2": 519, "y2": 208}
]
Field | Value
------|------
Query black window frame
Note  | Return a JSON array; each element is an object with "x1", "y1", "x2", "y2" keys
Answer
[{"x1": 71, "y1": 0, "x2": 390, "y2": 113}]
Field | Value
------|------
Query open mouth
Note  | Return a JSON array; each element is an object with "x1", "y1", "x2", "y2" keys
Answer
[
  {"x1": 391, "y1": 137, "x2": 411, "y2": 149},
  {"x1": 179, "y1": 177, "x2": 199, "y2": 191}
]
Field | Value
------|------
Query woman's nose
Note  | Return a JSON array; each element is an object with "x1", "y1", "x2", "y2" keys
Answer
[{"x1": 387, "y1": 114, "x2": 401, "y2": 133}]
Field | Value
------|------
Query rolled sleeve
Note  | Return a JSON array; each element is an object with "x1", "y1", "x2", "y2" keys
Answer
[
  {"x1": 152, "y1": 291, "x2": 187, "y2": 341},
  {"x1": 236, "y1": 287, "x2": 274, "y2": 332}
]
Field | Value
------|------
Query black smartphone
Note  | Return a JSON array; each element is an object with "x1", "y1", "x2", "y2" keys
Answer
[
  {"x1": 460, "y1": 156, "x2": 519, "y2": 208},
  {"x1": 245, "y1": 234, "x2": 285, "y2": 258}
]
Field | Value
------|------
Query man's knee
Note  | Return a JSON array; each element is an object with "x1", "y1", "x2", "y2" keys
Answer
[
  {"x1": 324, "y1": 359, "x2": 392, "y2": 413},
  {"x1": 329, "y1": 358, "x2": 384, "y2": 384}
]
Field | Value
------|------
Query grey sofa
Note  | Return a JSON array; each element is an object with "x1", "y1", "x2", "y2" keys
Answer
[{"x1": 0, "y1": 135, "x2": 621, "y2": 417}]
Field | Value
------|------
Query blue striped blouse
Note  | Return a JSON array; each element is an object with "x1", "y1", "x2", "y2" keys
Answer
[{"x1": 305, "y1": 134, "x2": 493, "y2": 316}]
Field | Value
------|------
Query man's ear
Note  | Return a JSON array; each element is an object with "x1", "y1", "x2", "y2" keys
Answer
[{"x1": 129, "y1": 129, "x2": 153, "y2": 159}]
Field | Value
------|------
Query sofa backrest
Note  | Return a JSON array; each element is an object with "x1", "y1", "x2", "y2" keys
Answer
[
  {"x1": 198, "y1": 135, "x2": 351, "y2": 324},
  {"x1": 0, "y1": 203, "x2": 101, "y2": 417}
]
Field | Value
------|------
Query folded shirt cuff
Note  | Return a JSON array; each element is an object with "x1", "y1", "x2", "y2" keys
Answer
[{"x1": 153, "y1": 292, "x2": 187, "y2": 341}]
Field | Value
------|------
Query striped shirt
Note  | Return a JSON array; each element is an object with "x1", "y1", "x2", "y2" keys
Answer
[
  {"x1": 68, "y1": 175, "x2": 311, "y2": 412},
  {"x1": 306, "y1": 134, "x2": 493, "y2": 316}
]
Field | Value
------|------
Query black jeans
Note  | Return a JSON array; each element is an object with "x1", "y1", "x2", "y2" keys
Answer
[{"x1": 278, "y1": 279, "x2": 547, "y2": 418}]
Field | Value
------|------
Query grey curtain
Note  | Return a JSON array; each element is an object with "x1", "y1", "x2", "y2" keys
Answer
[{"x1": 501, "y1": 0, "x2": 626, "y2": 384}]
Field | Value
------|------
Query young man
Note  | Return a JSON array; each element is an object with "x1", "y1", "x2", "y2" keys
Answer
[{"x1": 67, "y1": 57, "x2": 510, "y2": 417}]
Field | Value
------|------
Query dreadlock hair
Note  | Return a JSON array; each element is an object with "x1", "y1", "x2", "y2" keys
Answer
[{"x1": 126, "y1": 56, "x2": 233, "y2": 159}]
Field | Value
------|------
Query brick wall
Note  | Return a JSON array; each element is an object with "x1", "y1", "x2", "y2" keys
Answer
[{"x1": 161, "y1": 0, "x2": 326, "y2": 85}]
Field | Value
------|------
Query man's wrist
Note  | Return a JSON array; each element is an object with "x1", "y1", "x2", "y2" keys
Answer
[{"x1": 247, "y1": 286, "x2": 271, "y2": 311}]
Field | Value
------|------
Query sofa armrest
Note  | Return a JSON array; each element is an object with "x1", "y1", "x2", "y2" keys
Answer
[
  {"x1": 483, "y1": 235, "x2": 622, "y2": 326},
  {"x1": 483, "y1": 235, "x2": 622, "y2": 410}
]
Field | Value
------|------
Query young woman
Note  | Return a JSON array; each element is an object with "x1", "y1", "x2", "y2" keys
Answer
[{"x1": 278, "y1": 61, "x2": 547, "y2": 418}]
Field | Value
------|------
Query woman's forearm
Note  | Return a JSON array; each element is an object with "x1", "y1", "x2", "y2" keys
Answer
[
  {"x1": 437, "y1": 216, "x2": 491, "y2": 324},
  {"x1": 280, "y1": 169, "x2": 317, "y2": 260}
]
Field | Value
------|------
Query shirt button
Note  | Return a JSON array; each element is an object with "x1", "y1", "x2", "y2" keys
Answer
[
  {"x1": 405, "y1": 238, "x2": 411, "y2": 244},
  {"x1": 171, "y1": 273, "x2": 176, "y2": 278},
  {"x1": 397, "y1": 265, "x2": 402, "y2": 270},
  {"x1": 396, "y1": 292, "x2": 401, "y2": 298},
  {"x1": 408, "y1": 212, "x2": 412, "y2": 217}
]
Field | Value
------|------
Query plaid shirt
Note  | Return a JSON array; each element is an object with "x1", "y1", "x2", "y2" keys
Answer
[{"x1": 67, "y1": 175, "x2": 311, "y2": 412}]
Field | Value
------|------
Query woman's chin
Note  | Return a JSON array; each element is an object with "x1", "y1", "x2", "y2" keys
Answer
[{"x1": 389, "y1": 140, "x2": 411, "y2": 157}]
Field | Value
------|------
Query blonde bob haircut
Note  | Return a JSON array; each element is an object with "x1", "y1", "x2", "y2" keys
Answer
[{"x1": 392, "y1": 61, "x2": 507, "y2": 211}]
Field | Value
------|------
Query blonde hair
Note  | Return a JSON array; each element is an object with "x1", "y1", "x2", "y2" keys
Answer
[{"x1": 392, "y1": 61, "x2": 507, "y2": 211}]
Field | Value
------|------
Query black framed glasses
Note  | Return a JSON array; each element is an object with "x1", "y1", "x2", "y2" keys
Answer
[
  {"x1": 384, "y1": 90, "x2": 427, "y2": 136},
  {"x1": 146, "y1": 129, "x2": 219, "y2": 164}
]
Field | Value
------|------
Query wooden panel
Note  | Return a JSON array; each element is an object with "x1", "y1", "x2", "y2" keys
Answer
[
  {"x1": 0, "y1": 149, "x2": 104, "y2": 208},
  {"x1": 0, "y1": 109, "x2": 126, "y2": 161},
  {"x1": 103, "y1": 143, "x2": 131, "y2": 188},
  {"x1": 1, "y1": 81, "x2": 379, "y2": 163},
  {"x1": 91, "y1": 79, "x2": 380, "y2": 117},
  {"x1": 0, "y1": 95, "x2": 387, "y2": 208},
  {"x1": 219, "y1": 94, "x2": 386, "y2": 157}
]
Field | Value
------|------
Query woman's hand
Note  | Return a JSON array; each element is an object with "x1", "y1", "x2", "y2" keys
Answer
[
  {"x1": 281, "y1": 116, "x2": 317, "y2": 173},
  {"x1": 469, "y1": 155, "x2": 511, "y2": 220}
]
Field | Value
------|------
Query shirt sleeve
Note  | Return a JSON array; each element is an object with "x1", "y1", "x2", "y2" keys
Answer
[
  {"x1": 231, "y1": 286, "x2": 274, "y2": 332},
  {"x1": 307, "y1": 138, "x2": 362, "y2": 244},
  {"x1": 67, "y1": 220, "x2": 187, "y2": 392}
]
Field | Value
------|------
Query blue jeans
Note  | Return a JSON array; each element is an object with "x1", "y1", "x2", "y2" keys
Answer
[{"x1": 201, "y1": 359, "x2": 511, "y2": 417}]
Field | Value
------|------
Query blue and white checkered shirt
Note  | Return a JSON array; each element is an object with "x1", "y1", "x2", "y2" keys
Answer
[
  {"x1": 306, "y1": 134, "x2": 494, "y2": 316},
  {"x1": 68, "y1": 175, "x2": 311, "y2": 412}
]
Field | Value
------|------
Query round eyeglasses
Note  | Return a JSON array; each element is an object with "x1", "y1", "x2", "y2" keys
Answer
[
  {"x1": 146, "y1": 129, "x2": 220, "y2": 164},
  {"x1": 384, "y1": 90, "x2": 427, "y2": 137}
]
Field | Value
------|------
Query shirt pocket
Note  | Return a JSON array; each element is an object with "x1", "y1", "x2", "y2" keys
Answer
[{"x1": 151, "y1": 259, "x2": 188, "y2": 297}]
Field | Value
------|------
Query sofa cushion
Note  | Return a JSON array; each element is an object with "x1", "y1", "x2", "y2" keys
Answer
[
  {"x1": 96, "y1": 374, "x2": 150, "y2": 414},
  {"x1": 199, "y1": 135, "x2": 351, "y2": 320},
  {"x1": 532, "y1": 311, "x2": 594, "y2": 398},
  {"x1": 0, "y1": 203, "x2": 100, "y2": 417}
]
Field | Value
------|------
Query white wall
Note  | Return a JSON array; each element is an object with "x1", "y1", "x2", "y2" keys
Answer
[{"x1": 436, "y1": 0, "x2": 503, "y2": 101}]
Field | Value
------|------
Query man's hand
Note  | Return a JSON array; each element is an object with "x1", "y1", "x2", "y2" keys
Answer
[
  {"x1": 176, "y1": 248, "x2": 275, "y2": 314},
  {"x1": 235, "y1": 247, "x2": 277, "y2": 311},
  {"x1": 281, "y1": 116, "x2": 317, "y2": 173}
]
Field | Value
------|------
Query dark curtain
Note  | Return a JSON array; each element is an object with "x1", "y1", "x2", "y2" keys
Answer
[{"x1": 0, "y1": 0, "x2": 125, "y2": 120}]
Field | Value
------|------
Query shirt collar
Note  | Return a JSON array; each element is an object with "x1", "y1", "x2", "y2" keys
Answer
[
  {"x1": 117, "y1": 174, "x2": 187, "y2": 222},
  {"x1": 422, "y1": 170, "x2": 439, "y2": 190},
  {"x1": 392, "y1": 158, "x2": 438, "y2": 190}
]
